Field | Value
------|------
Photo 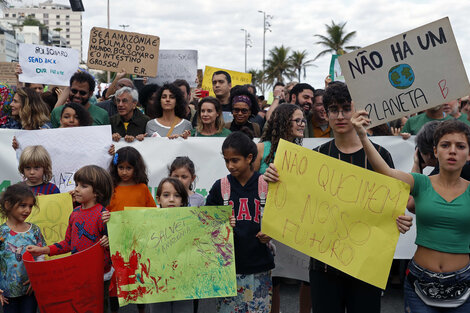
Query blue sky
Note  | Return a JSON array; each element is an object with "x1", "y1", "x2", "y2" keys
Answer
[{"x1": 6, "y1": 0, "x2": 470, "y2": 92}]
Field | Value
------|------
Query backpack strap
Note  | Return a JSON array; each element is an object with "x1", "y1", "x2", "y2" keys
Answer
[
  {"x1": 258, "y1": 175, "x2": 268, "y2": 216},
  {"x1": 220, "y1": 176, "x2": 231, "y2": 206}
]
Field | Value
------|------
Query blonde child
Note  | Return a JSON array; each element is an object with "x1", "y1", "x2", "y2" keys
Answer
[
  {"x1": 18, "y1": 145, "x2": 60, "y2": 195},
  {"x1": 105, "y1": 146, "x2": 156, "y2": 313},
  {"x1": 168, "y1": 156, "x2": 205, "y2": 207},
  {"x1": 27, "y1": 165, "x2": 113, "y2": 313},
  {"x1": 0, "y1": 183, "x2": 46, "y2": 313}
]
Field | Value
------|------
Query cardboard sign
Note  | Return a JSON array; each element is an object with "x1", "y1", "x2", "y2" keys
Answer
[
  {"x1": 87, "y1": 27, "x2": 160, "y2": 77},
  {"x1": 201, "y1": 66, "x2": 252, "y2": 97},
  {"x1": 0, "y1": 62, "x2": 18, "y2": 87},
  {"x1": 339, "y1": 17, "x2": 470, "y2": 127},
  {"x1": 147, "y1": 50, "x2": 198, "y2": 87},
  {"x1": 19, "y1": 43, "x2": 79, "y2": 86},
  {"x1": 108, "y1": 206, "x2": 236, "y2": 306},
  {"x1": 23, "y1": 242, "x2": 104, "y2": 312},
  {"x1": 261, "y1": 140, "x2": 410, "y2": 289}
]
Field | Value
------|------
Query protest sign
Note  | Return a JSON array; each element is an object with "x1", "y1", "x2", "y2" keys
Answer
[
  {"x1": 329, "y1": 55, "x2": 344, "y2": 82},
  {"x1": 271, "y1": 240, "x2": 310, "y2": 282},
  {"x1": 29, "y1": 193, "x2": 74, "y2": 259},
  {"x1": 339, "y1": 17, "x2": 470, "y2": 127},
  {"x1": 18, "y1": 43, "x2": 79, "y2": 86},
  {"x1": 23, "y1": 242, "x2": 104, "y2": 312},
  {"x1": 147, "y1": 50, "x2": 198, "y2": 87},
  {"x1": 108, "y1": 206, "x2": 236, "y2": 306},
  {"x1": 262, "y1": 140, "x2": 410, "y2": 289},
  {"x1": 0, "y1": 130, "x2": 418, "y2": 263},
  {"x1": 87, "y1": 27, "x2": 160, "y2": 76},
  {"x1": 15, "y1": 126, "x2": 112, "y2": 192},
  {"x1": 201, "y1": 66, "x2": 252, "y2": 97},
  {"x1": 0, "y1": 62, "x2": 18, "y2": 87}
]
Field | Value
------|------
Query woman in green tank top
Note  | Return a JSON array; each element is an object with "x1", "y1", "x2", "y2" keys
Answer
[
  {"x1": 254, "y1": 104, "x2": 305, "y2": 174},
  {"x1": 353, "y1": 115, "x2": 470, "y2": 312}
]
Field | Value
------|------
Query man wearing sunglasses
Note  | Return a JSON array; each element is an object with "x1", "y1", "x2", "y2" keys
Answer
[{"x1": 50, "y1": 71, "x2": 110, "y2": 128}]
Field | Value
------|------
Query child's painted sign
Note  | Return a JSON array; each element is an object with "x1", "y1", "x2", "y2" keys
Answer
[
  {"x1": 262, "y1": 140, "x2": 410, "y2": 289},
  {"x1": 23, "y1": 242, "x2": 104, "y2": 312},
  {"x1": 108, "y1": 206, "x2": 236, "y2": 306},
  {"x1": 18, "y1": 43, "x2": 79, "y2": 86},
  {"x1": 339, "y1": 17, "x2": 470, "y2": 127}
]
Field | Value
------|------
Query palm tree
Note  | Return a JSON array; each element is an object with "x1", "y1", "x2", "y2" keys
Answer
[
  {"x1": 248, "y1": 69, "x2": 265, "y2": 94},
  {"x1": 289, "y1": 50, "x2": 315, "y2": 82},
  {"x1": 313, "y1": 21, "x2": 361, "y2": 60},
  {"x1": 264, "y1": 45, "x2": 294, "y2": 85}
]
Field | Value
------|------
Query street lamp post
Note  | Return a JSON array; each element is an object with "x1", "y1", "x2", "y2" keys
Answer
[
  {"x1": 240, "y1": 28, "x2": 252, "y2": 73},
  {"x1": 257, "y1": 10, "x2": 272, "y2": 94},
  {"x1": 119, "y1": 24, "x2": 130, "y2": 31}
]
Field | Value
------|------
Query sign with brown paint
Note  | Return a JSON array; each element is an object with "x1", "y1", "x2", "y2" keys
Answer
[
  {"x1": 339, "y1": 17, "x2": 470, "y2": 127},
  {"x1": 87, "y1": 27, "x2": 160, "y2": 77}
]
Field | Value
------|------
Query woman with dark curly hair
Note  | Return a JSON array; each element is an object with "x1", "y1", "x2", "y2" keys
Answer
[
  {"x1": 138, "y1": 83, "x2": 159, "y2": 119},
  {"x1": 254, "y1": 103, "x2": 305, "y2": 173},
  {"x1": 225, "y1": 85, "x2": 261, "y2": 137},
  {"x1": 145, "y1": 83, "x2": 192, "y2": 137}
]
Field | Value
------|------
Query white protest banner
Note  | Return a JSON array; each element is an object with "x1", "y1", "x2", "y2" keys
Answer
[
  {"x1": 18, "y1": 43, "x2": 79, "y2": 86},
  {"x1": 339, "y1": 17, "x2": 470, "y2": 127},
  {"x1": 147, "y1": 50, "x2": 198, "y2": 87},
  {"x1": 0, "y1": 130, "x2": 417, "y2": 266},
  {"x1": 14, "y1": 126, "x2": 112, "y2": 192},
  {"x1": 87, "y1": 27, "x2": 160, "y2": 77}
]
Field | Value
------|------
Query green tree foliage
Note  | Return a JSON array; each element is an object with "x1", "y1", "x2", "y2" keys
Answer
[
  {"x1": 289, "y1": 50, "x2": 315, "y2": 81},
  {"x1": 264, "y1": 45, "x2": 295, "y2": 85},
  {"x1": 314, "y1": 20, "x2": 361, "y2": 60}
]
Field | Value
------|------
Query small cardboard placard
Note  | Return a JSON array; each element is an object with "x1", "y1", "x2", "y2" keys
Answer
[{"x1": 87, "y1": 27, "x2": 160, "y2": 77}]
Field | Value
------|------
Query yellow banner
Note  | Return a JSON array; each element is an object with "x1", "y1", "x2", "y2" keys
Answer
[
  {"x1": 28, "y1": 193, "x2": 74, "y2": 259},
  {"x1": 261, "y1": 140, "x2": 409, "y2": 289},
  {"x1": 201, "y1": 66, "x2": 252, "y2": 97}
]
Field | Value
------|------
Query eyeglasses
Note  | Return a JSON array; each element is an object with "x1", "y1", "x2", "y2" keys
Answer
[
  {"x1": 71, "y1": 89, "x2": 88, "y2": 96},
  {"x1": 461, "y1": 100, "x2": 469, "y2": 106},
  {"x1": 116, "y1": 98, "x2": 131, "y2": 104},
  {"x1": 232, "y1": 108, "x2": 250, "y2": 114},
  {"x1": 327, "y1": 105, "x2": 353, "y2": 118},
  {"x1": 290, "y1": 118, "x2": 307, "y2": 126}
]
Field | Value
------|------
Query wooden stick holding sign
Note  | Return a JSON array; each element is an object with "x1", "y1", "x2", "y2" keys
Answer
[
  {"x1": 87, "y1": 27, "x2": 160, "y2": 77},
  {"x1": 339, "y1": 17, "x2": 470, "y2": 128}
]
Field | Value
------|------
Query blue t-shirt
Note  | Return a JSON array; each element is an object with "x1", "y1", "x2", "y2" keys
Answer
[{"x1": 0, "y1": 223, "x2": 46, "y2": 297}]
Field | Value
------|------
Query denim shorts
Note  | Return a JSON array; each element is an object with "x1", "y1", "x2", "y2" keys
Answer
[{"x1": 404, "y1": 259, "x2": 470, "y2": 312}]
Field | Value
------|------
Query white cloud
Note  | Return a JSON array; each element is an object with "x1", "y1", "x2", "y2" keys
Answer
[{"x1": 6, "y1": 0, "x2": 470, "y2": 93}]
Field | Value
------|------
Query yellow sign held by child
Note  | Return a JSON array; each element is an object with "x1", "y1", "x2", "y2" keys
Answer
[{"x1": 262, "y1": 140, "x2": 410, "y2": 289}]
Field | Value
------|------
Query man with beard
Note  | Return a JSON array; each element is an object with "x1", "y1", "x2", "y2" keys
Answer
[
  {"x1": 400, "y1": 105, "x2": 451, "y2": 139},
  {"x1": 443, "y1": 99, "x2": 470, "y2": 125},
  {"x1": 50, "y1": 72, "x2": 110, "y2": 128},
  {"x1": 289, "y1": 83, "x2": 314, "y2": 115},
  {"x1": 305, "y1": 89, "x2": 332, "y2": 138}
]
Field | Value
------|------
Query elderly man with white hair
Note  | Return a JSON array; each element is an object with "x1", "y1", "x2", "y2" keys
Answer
[{"x1": 110, "y1": 87, "x2": 150, "y2": 142}]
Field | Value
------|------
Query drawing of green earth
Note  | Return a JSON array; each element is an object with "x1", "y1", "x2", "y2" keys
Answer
[{"x1": 388, "y1": 64, "x2": 415, "y2": 89}]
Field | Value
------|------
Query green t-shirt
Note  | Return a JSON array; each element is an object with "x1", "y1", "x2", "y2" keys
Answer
[
  {"x1": 401, "y1": 112, "x2": 451, "y2": 135},
  {"x1": 411, "y1": 173, "x2": 470, "y2": 253},
  {"x1": 51, "y1": 103, "x2": 110, "y2": 128},
  {"x1": 190, "y1": 128, "x2": 231, "y2": 137},
  {"x1": 456, "y1": 113, "x2": 470, "y2": 126}
]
